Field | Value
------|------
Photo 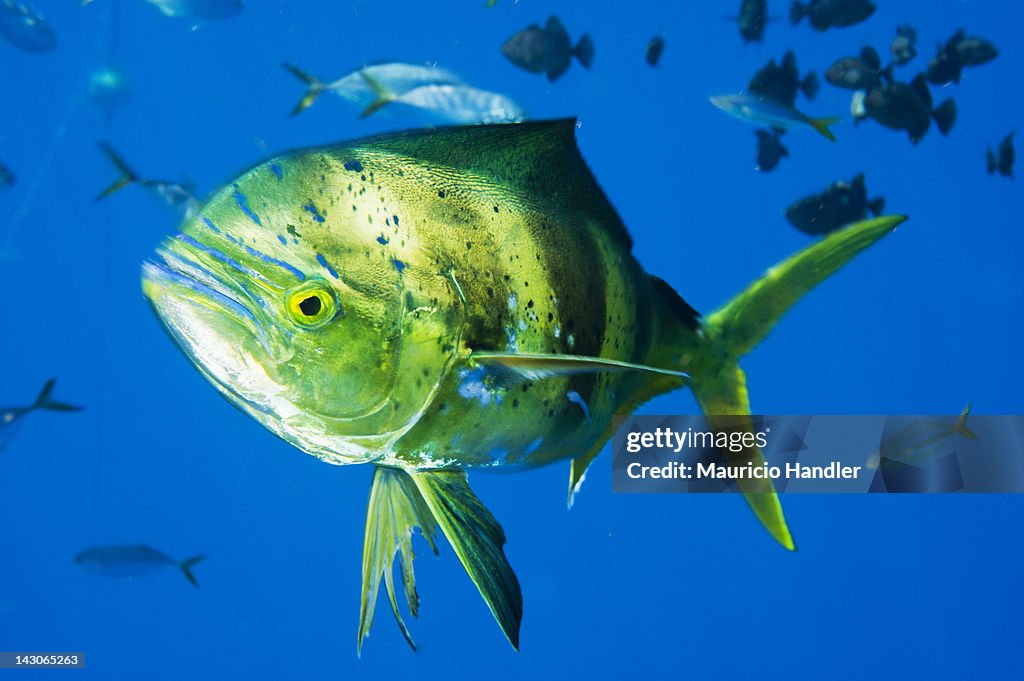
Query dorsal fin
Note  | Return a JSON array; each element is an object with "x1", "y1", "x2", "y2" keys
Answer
[{"x1": 344, "y1": 120, "x2": 633, "y2": 250}]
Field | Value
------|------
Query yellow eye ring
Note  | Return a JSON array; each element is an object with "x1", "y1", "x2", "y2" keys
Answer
[{"x1": 285, "y1": 280, "x2": 338, "y2": 329}]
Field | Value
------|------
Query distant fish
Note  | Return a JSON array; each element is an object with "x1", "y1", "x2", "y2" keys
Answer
[
  {"x1": 853, "y1": 74, "x2": 956, "y2": 144},
  {"x1": 501, "y1": 16, "x2": 594, "y2": 81},
  {"x1": 145, "y1": 0, "x2": 242, "y2": 20},
  {"x1": 875, "y1": 405, "x2": 977, "y2": 466},
  {"x1": 645, "y1": 34, "x2": 665, "y2": 67},
  {"x1": 710, "y1": 94, "x2": 839, "y2": 141},
  {"x1": 360, "y1": 74, "x2": 526, "y2": 125},
  {"x1": 283, "y1": 61, "x2": 464, "y2": 116},
  {"x1": 926, "y1": 30, "x2": 999, "y2": 86},
  {"x1": 755, "y1": 129, "x2": 788, "y2": 172},
  {"x1": 0, "y1": 0, "x2": 57, "y2": 53},
  {"x1": 89, "y1": 66, "x2": 131, "y2": 120},
  {"x1": 74, "y1": 545, "x2": 206, "y2": 587},
  {"x1": 1, "y1": 379, "x2": 83, "y2": 453},
  {"x1": 986, "y1": 131, "x2": 1015, "y2": 178},
  {"x1": 0, "y1": 161, "x2": 14, "y2": 188},
  {"x1": 950, "y1": 30, "x2": 998, "y2": 67},
  {"x1": 736, "y1": 0, "x2": 768, "y2": 43},
  {"x1": 785, "y1": 174, "x2": 885, "y2": 236},
  {"x1": 749, "y1": 50, "x2": 818, "y2": 107},
  {"x1": 825, "y1": 47, "x2": 892, "y2": 91},
  {"x1": 926, "y1": 42, "x2": 963, "y2": 86},
  {"x1": 890, "y1": 24, "x2": 917, "y2": 66},
  {"x1": 790, "y1": 0, "x2": 875, "y2": 31},
  {"x1": 95, "y1": 143, "x2": 200, "y2": 218}
]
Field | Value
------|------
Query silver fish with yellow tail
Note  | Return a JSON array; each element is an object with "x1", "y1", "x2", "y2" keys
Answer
[{"x1": 140, "y1": 119, "x2": 907, "y2": 652}]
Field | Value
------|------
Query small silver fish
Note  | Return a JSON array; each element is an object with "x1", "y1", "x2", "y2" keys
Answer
[
  {"x1": 74, "y1": 545, "x2": 205, "y2": 587},
  {"x1": 0, "y1": 0, "x2": 57, "y2": 53},
  {"x1": 145, "y1": 0, "x2": 242, "y2": 20},
  {"x1": 283, "y1": 61, "x2": 464, "y2": 116},
  {"x1": 361, "y1": 74, "x2": 526, "y2": 124}
]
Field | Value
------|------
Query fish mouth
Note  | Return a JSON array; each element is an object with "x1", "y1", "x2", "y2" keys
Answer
[{"x1": 142, "y1": 237, "x2": 283, "y2": 402}]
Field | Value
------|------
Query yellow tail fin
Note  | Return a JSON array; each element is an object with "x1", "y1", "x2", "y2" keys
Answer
[
  {"x1": 696, "y1": 215, "x2": 908, "y2": 550},
  {"x1": 953, "y1": 403, "x2": 978, "y2": 441},
  {"x1": 809, "y1": 115, "x2": 841, "y2": 141}
]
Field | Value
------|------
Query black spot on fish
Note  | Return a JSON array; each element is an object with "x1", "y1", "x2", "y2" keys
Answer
[
  {"x1": 286, "y1": 224, "x2": 301, "y2": 238},
  {"x1": 486, "y1": 287, "x2": 494, "y2": 298},
  {"x1": 376, "y1": 235, "x2": 389, "y2": 245},
  {"x1": 438, "y1": 189, "x2": 446, "y2": 199},
  {"x1": 527, "y1": 299, "x2": 534, "y2": 308},
  {"x1": 512, "y1": 398, "x2": 519, "y2": 408},
  {"x1": 547, "y1": 312, "x2": 553, "y2": 322},
  {"x1": 361, "y1": 175, "x2": 367, "y2": 182},
  {"x1": 393, "y1": 215, "x2": 400, "y2": 226},
  {"x1": 392, "y1": 258, "x2": 407, "y2": 274},
  {"x1": 343, "y1": 160, "x2": 363, "y2": 172},
  {"x1": 466, "y1": 241, "x2": 473, "y2": 250}
]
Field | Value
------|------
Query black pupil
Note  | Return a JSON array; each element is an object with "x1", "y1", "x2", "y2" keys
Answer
[{"x1": 299, "y1": 295, "x2": 322, "y2": 316}]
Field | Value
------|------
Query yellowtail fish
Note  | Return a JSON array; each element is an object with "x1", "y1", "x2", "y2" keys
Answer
[
  {"x1": 873, "y1": 404, "x2": 978, "y2": 466},
  {"x1": 140, "y1": 119, "x2": 907, "y2": 652},
  {"x1": 74, "y1": 545, "x2": 205, "y2": 587},
  {"x1": 711, "y1": 93, "x2": 839, "y2": 141}
]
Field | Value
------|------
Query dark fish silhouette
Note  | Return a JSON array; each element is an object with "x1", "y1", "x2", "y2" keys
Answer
[
  {"x1": 785, "y1": 174, "x2": 886, "y2": 236},
  {"x1": 826, "y1": 47, "x2": 893, "y2": 91},
  {"x1": 749, "y1": 50, "x2": 818, "y2": 107},
  {"x1": 1, "y1": 379, "x2": 83, "y2": 453},
  {"x1": 986, "y1": 131, "x2": 1015, "y2": 178},
  {"x1": 891, "y1": 25, "x2": 917, "y2": 66},
  {"x1": 501, "y1": 16, "x2": 594, "y2": 81},
  {"x1": 790, "y1": 0, "x2": 875, "y2": 31},
  {"x1": 95, "y1": 143, "x2": 200, "y2": 219},
  {"x1": 736, "y1": 0, "x2": 768, "y2": 43},
  {"x1": 0, "y1": 0, "x2": 56, "y2": 53},
  {"x1": 927, "y1": 30, "x2": 999, "y2": 85},
  {"x1": 74, "y1": 545, "x2": 205, "y2": 587},
  {"x1": 645, "y1": 34, "x2": 665, "y2": 67},
  {"x1": 854, "y1": 74, "x2": 956, "y2": 144},
  {"x1": 755, "y1": 129, "x2": 788, "y2": 172},
  {"x1": 950, "y1": 30, "x2": 998, "y2": 67},
  {"x1": 0, "y1": 161, "x2": 14, "y2": 188}
]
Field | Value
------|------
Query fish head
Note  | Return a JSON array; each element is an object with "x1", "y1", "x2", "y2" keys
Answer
[{"x1": 142, "y1": 149, "x2": 462, "y2": 465}]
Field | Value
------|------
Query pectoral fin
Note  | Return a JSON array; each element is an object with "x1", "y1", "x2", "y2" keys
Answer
[
  {"x1": 411, "y1": 470, "x2": 522, "y2": 650},
  {"x1": 471, "y1": 351, "x2": 687, "y2": 382},
  {"x1": 358, "y1": 466, "x2": 438, "y2": 654},
  {"x1": 358, "y1": 466, "x2": 521, "y2": 654}
]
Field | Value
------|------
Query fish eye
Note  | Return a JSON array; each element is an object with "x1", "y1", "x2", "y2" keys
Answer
[{"x1": 285, "y1": 280, "x2": 338, "y2": 329}]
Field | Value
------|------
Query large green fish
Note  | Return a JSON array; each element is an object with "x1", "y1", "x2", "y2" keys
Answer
[{"x1": 141, "y1": 119, "x2": 906, "y2": 652}]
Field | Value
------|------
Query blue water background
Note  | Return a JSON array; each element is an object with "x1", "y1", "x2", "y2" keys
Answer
[{"x1": 1, "y1": 0, "x2": 1021, "y2": 678}]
